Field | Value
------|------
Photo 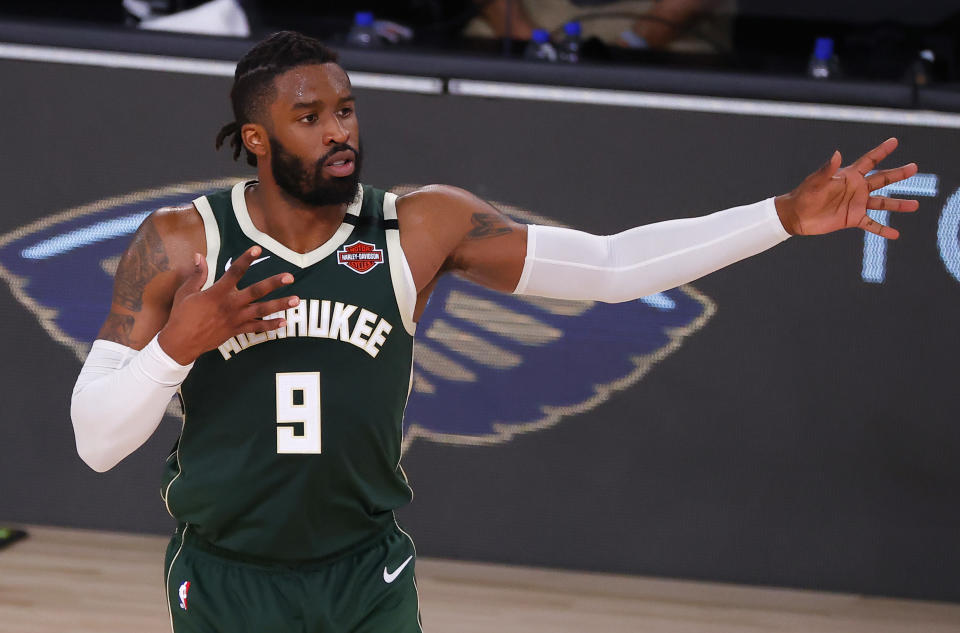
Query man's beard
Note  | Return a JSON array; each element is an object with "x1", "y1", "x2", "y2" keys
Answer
[{"x1": 269, "y1": 137, "x2": 363, "y2": 207}]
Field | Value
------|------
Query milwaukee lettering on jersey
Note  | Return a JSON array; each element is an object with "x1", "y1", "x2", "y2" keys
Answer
[{"x1": 217, "y1": 299, "x2": 393, "y2": 360}]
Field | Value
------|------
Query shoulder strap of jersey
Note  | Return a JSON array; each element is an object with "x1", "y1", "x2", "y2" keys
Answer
[
  {"x1": 382, "y1": 190, "x2": 416, "y2": 335},
  {"x1": 191, "y1": 189, "x2": 230, "y2": 291}
]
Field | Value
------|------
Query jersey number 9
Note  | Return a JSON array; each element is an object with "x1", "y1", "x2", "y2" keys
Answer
[{"x1": 275, "y1": 372, "x2": 322, "y2": 454}]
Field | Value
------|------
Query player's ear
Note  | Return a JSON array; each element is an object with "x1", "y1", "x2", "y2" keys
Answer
[{"x1": 241, "y1": 123, "x2": 269, "y2": 162}]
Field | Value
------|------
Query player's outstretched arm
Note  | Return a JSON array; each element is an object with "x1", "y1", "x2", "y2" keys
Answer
[
  {"x1": 396, "y1": 184, "x2": 529, "y2": 299},
  {"x1": 71, "y1": 210, "x2": 298, "y2": 472},
  {"x1": 406, "y1": 137, "x2": 918, "y2": 305}
]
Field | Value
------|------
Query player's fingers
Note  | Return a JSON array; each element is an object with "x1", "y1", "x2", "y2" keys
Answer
[
  {"x1": 812, "y1": 150, "x2": 842, "y2": 184},
  {"x1": 858, "y1": 214, "x2": 900, "y2": 240},
  {"x1": 219, "y1": 245, "x2": 263, "y2": 287},
  {"x1": 866, "y1": 163, "x2": 918, "y2": 191},
  {"x1": 240, "y1": 272, "x2": 295, "y2": 303},
  {"x1": 852, "y1": 137, "x2": 898, "y2": 176},
  {"x1": 237, "y1": 317, "x2": 287, "y2": 335},
  {"x1": 181, "y1": 253, "x2": 207, "y2": 294},
  {"x1": 245, "y1": 296, "x2": 300, "y2": 320},
  {"x1": 867, "y1": 197, "x2": 919, "y2": 212}
]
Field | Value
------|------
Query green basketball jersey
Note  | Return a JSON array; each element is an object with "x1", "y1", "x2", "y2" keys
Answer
[{"x1": 162, "y1": 181, "x2": 416, "y2": 561}]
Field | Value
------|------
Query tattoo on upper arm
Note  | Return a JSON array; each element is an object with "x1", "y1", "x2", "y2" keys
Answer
[
  {"x1": 98, "y1": 312, "x2": 135, "y2": 346},
  {"x1": 114, "y1": 218, "x2": 170, "y2": 311},
  {"x1": 466, "y1": 211, "x2": 513, "y2": 240}
]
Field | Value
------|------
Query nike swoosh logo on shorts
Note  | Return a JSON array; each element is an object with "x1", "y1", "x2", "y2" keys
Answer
[
  {"x1": 224, "y1": 255, "x2": 270, "y2": 271},
  {"x1": 383, "y1": 555, "x2": 413, "y2": 583}
]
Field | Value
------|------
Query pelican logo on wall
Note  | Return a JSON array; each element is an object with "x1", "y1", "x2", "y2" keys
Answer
[{"x1": 0, "y1": 180, "x2": 715, "y2": 451}]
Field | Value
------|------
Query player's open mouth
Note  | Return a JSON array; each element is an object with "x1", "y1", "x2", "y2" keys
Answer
[{"x1": 323, "y1": 151, "x2": 356, "y2": 177}]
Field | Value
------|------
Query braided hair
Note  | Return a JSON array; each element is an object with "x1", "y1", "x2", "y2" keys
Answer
[{"x1": 216, "y1": 31, "x2": 340, "y2": 167}]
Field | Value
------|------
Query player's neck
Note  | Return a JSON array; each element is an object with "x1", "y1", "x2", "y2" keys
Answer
[{"x1": 244, "y1": 179, "x2": 351, "y2": 254}]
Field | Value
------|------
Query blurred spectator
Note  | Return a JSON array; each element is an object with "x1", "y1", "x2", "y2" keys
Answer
[
  {"x1": 123, "y1": 1, "x2": 733, "y2": 51},
  {"x1": 469, "y1": 0, "x2": 735, "y2": 53},
  {"x1": 124, "y1": 0, "x2": 250, "y2": 36}
]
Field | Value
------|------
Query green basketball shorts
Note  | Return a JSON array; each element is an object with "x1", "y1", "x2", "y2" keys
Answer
[{"x1": 164, "y1": 523, "x2": 422, "y2": 633}]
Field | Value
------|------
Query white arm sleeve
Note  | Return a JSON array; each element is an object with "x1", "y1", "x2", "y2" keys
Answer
[
  {"x1": 71, "y1": 335, "x2": 193, "y2": 472},
  {"x1": 513, "y1": 197, "x2": 791, "y2": 302}
]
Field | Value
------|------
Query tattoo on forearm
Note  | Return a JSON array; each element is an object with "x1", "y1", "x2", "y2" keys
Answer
[
  {"x1": 114, "y1": 219, "x2": 169, "y2": 311},
  {"x1": 98, "y1": 312, "x2": 135, "y2": 346},
  {"x1": 466, "y1": 211, "x2": 513, "y2": 240}
]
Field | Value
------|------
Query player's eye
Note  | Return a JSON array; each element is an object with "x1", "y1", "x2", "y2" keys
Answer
[
  {"x1": 338, "y1": 107, "x2": 354, "y2": 118},
  {"x1": 300, "y1": 113, "x2": 318, "y2": 123}
]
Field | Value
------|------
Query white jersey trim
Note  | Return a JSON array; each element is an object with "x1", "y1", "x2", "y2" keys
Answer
[
  {"x1": 165, "y1": 524, "x2": 189, "y2": 633},
  {"x1": 383, "y1": 192, "x2": 417, "y2": 336},
  {"x1": 231, "y1": 180, "x2": 363, "y2": 269},
  {"x1": 191, "y1": 195, "x2": 220, "y2": 291},
  {"x1": 162, "y1": 390, "x2": 187, "y2": 518},
  {"x1": 392, "y1": 516, "x2": 425, "y2": 633}
]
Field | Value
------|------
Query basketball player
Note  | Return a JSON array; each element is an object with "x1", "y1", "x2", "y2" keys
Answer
[{"x1": 70, "y1": 31, "x2": 918, "y2": 633}]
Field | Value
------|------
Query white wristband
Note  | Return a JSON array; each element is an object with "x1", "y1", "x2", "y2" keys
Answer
[
  {"x1": 513, "y1": 198, "x2": 790, "y2": 302},
  {"x1": 71, "y1": 335, "x2": 193, "y2": 472}
]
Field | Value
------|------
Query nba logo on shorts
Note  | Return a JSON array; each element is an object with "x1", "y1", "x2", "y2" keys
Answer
[{"x1": 179, "y1": 580, "x2": 191, "y2": 610}]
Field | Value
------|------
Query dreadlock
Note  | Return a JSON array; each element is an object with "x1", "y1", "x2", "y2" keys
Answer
[{"x1": 216, "y1": 31, "x2": 340, "y2": 167}]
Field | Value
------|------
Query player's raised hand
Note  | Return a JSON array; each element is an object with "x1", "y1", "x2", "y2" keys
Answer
[
  {"x1": 774, "y1": 137, "x2": 920, "y2": 239},
  {"x1": 158, "y1": 246, "x2": 298, "y2": 364}
]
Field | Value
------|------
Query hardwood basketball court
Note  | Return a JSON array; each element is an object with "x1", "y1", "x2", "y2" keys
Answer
[{"x1": 2, "y1": 525, "x2": 958, "y2": 632}]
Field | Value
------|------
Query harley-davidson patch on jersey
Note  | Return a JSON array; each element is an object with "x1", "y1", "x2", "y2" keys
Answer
[{"x1": 338, "y1": 241, "x2": 383, "y2": 274}]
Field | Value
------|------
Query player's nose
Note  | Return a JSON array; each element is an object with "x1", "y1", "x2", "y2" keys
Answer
[{"x1": 323, "y1": 115, "x2": 350, "y2": 145}]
